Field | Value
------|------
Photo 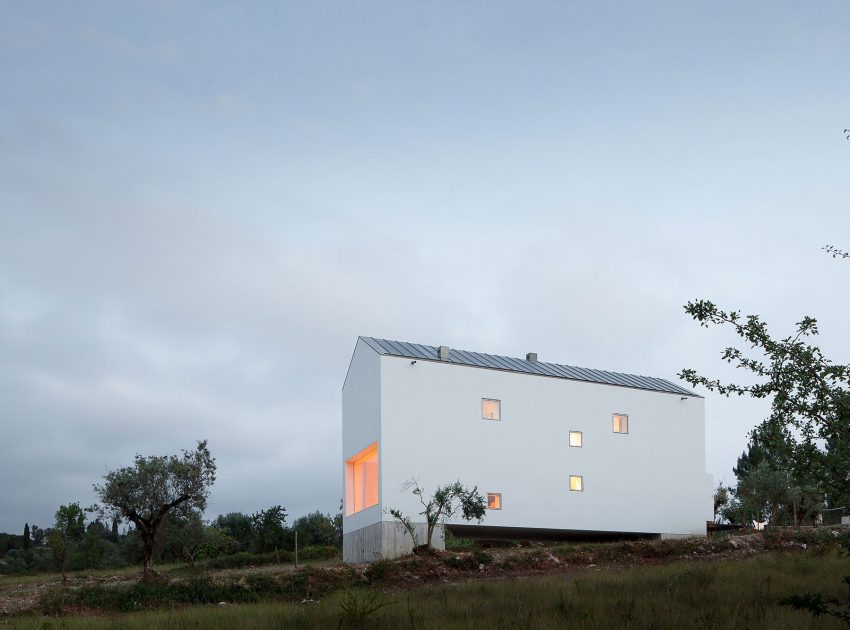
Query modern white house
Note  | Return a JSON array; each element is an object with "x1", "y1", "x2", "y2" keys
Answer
[{"x1": 342, "y1": 337, "x2": 712, "y2": 563}]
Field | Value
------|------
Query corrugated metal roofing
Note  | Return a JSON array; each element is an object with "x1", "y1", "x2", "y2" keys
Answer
[{"x1": 359, "y1": 337, "x2": 698, "y2": 397}]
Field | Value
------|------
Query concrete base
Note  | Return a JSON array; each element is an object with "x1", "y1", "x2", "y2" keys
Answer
[{"x1": 344, "y1": 521, "x2": 445, "y2": 563}]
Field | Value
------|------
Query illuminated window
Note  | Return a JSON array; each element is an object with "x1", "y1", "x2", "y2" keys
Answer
[
  {"x1": 345, "y1": 442, "x2": 379, "y2": 516},
  {"x1": 569, "y1": 475, "x2": 584, "y2": 492},
  {"x1": 487, "y1": 493, "x2": 502, "y2": 509},
  {"x1": 569, "y1": 431, "x2": 583, "y2": 447},
  {"x1": 482, "y1": 398, "x2": 501, "y2": 421},
  {"x1": 613, "y1": 413, "x2": 629, "y2": 434}
]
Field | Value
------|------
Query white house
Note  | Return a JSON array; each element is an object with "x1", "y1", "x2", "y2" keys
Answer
[{"x1": 342, "y1": 337, "x2": 713, "y2": 563}]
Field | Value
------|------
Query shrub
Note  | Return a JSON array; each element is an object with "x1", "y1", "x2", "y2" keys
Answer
[
  {"x1": 473, "y1": 550, "x2": 494, "y2": 565},
  {"x1": 366, "y1": 558, "x2": 396, "y2": 583},
  {"x1": 443, "y1": 554, "x2": 478, "y2": 570}
]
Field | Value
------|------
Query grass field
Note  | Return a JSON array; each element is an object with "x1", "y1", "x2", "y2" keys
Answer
[{"x1": 4, "y1": 551, "x2": 848, "y2": 629}]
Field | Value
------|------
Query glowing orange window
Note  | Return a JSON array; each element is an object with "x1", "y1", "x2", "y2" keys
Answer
[
  {"x1": 487, "y1": 493, "x2": 502, "y2": 509},
  {"x1": 345, "y1": 442, "x2": 379, "y2": 516}
]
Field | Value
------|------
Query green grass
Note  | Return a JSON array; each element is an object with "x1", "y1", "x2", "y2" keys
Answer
[{"x1": 5, "y1": 551, "x2": 849, "y2": 628}]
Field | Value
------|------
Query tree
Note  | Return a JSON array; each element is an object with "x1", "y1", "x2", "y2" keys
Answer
[
  {"x1": 31, "y1": 525, "x2": 45, "y2": 547},
  {"x1": 47, "y1": 503, "x2": 86, "y2": 581},
  {"x1": 160, "y1": 511, "x2": 205, "y2": 567},
  {"x1": 251, "y1": 505, "x2": 287, "y2": 554},
  {"x1": 22, "y1": 523, "x2": 30, "y2": 551},
  {"x1": 110, "y1": 518, "x2": 119, "y2": 543},
  {"x1": 292, "y1": 511, "x2": 339, "y2": 547},
  {"x1": 680, "y1": 298, "x2": 850, "y2": 509},
  {"x1": 386, "y1": 479, "x2": 486, "y2": 550},
  {"x1": 212, "y1": 512, "x2": 254, "y2": 550},
  {"x1": 93, "y1": 440, "x2": 216, "y2": 579},
  {"x1": 713, "y1": 484, "x2": 730, "y2": 523}
]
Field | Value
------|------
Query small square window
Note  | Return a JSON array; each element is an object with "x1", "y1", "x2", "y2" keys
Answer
[
  {"x1": 487, "y1": 493, "x2": 502, "y2": 509},
  {"x1": 569, "y1": 475, "x2": 583, "y2": 492},
  {"x1": 613, "y1": 413, "x2": 629, "y2": 434},
  {"x1": 569, "y1": 431, "x2": 583, "y2": 447},
  {"x1": 482, "y1": 398, "x2": 501, "y2": 421}
]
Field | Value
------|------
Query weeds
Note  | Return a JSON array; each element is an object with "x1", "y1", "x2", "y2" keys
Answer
[{"x1": 335, "y1": 589, "x2": 394, "y2": 628}]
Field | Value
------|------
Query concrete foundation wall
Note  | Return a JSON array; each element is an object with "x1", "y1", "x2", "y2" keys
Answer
[{"x1": 343, "y1": 522, "x2": 445, "y2": 563}]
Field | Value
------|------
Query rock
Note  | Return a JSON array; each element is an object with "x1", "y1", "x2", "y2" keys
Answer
[
  {"x1": 479, "y1": 564, "x2": 485, "y2": 571},
  {"x1": 730, "y1": 539, "x2": 739, "y2": 549},
  {"x1": 218, "y1": 602, "x2": 227, "y2": 607}
]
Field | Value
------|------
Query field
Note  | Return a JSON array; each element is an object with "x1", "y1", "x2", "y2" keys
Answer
[{"x1": 2, "y1": 530, "x2": 849, "y2": 628}]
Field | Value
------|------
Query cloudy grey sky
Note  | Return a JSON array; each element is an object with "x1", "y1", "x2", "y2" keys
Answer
[{"x1": 1, "y1": 1, "x2": 849, "y2": 534}]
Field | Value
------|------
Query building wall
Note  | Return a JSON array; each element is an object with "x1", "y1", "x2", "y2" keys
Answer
[
  {"x1": 342, "y1": 339, "x2": 383, "y2": 536},
  {"x1": 343, "y1": 522, "x2": 445, "y2": 563},
  {"x1": 378, "y1": 355, "x2": 712, "y2": 537}
]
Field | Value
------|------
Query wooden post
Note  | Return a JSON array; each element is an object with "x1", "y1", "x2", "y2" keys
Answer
[{"x1": 295, "y1": 531, "x2": 298, "y2": 568}]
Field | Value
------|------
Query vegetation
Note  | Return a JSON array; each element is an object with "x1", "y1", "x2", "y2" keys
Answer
[
  {"x1": 681, "y1": 292, "x2": 849, "y2": 518},
  {"x1": 5, "y1": 549, "x2": 848, "y2": 628},
  {"x1": 46, "y1": 503, "x2": 87, "y2": 581},
  {"x1": 386, "y1": 479, "x2": 487, "y2": 549},
  {"x1": 93, "y1": 440, "x2": 217, "y2": 578}
]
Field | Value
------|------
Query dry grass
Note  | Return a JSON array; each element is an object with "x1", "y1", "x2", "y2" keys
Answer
[{"x1": 4, "y1": 551, "x2": 848, "y2": 629}]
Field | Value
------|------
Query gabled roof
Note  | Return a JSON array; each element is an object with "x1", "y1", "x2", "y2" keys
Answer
[{"x1": 359, "y1": 337, "x2": 699, "y2": 397}]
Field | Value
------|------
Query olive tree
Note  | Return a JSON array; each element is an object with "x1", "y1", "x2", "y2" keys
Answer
[
  {"x1": 386, "y1": 478, "x2": 486, "y2": 550},
  {"x1": 93, "y1": 440, "x2": 216, "y2": 578}
]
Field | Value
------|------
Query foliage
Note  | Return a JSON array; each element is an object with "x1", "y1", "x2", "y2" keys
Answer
[
  {"x1": 40, "y1": 574, "x2": 287, "y2": 613},
  {"x1": 680, "y1": 298, "x2": 850, "y2": 509},
  {"x1": 31, "y1": 525, "x2": 45, "y2": 547},
  {"x1": 386, "y1": 478, "x2": 487, "y2": 550},
  {"x1": 251, "y1": 505, "x2": 288, "y2": 553},
  {"x1": 212, "y1": 512, "x2": 254, "y2": 550},
  {"x1": 47, "y1": 503, "x2": 87, "y2": 579},
  {"x1": 713, "y1": 484, "x2": 730, "y2": 523},
  {"x1": 93, "y1": 440, "x2": 216, "y2": 577},
  {"x1": 292, "y1": 510, "x2": 340, "y2": 548},
  {"x1": 783, "y1": 579, "x2": 850, "y2": 625},
  {"x1": 16, "y1": 553, "x2": 848, "y2": 628}
]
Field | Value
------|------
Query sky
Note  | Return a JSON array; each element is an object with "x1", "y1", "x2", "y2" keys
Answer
[{"x1": 1, "y1": 1, "x2": 849, "y2": 534}]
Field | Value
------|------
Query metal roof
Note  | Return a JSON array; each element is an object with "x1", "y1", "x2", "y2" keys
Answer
[{"x1": 359, "y1": 337, "x2": 698, "y2": 397}]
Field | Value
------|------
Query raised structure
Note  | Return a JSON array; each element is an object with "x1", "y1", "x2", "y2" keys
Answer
[{"x1": 342, "y1": 337, "x2": 712, "y2": 563}]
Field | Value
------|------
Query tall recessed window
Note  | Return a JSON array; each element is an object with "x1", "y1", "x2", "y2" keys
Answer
[
  {"x1": 482, "y1": 398, "x2": 501, "y2": 421},
  {"x1": 345, "y1": 442, "x2": 379, "y2": 516},
  {"x1": 613, "y1": 413, "x2": 629, "y2": 434},
  {"x1": 569, "y1": 431, "x2": 583, "y2": 447},
  {"x1": 487, "y1": 493, "x2": 502, "y2": 509},
  {"x1": 569, "y1": 475, "x2": 584, "y2": 492}
]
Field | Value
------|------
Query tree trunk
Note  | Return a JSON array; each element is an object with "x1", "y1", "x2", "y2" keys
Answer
[{"x1": 142, "y1": 535, "x2": 156, "y2": 579}]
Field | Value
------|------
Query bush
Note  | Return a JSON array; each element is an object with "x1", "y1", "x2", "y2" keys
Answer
[
  {"x1": 473, "y1": 550, "x2": 494, "y2": 565},
  {"x1": 42, "y1": 574, "x2": 288, "y2": 613},
  {"x1": 298, "y1": 545, "x2": 340, "y2": 561},
  {"x1": 443, "y1": 554, "x2": 478, "y2": 570}
]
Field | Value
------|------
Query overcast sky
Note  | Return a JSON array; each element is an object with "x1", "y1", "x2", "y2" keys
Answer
[{"x1": 2, "y1": 1, "x2": 849, "y2": 534}]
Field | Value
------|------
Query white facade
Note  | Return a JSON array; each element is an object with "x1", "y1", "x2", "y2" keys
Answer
[{"x1": 342, "y1": 337, "x2": 713, "y2": 563}]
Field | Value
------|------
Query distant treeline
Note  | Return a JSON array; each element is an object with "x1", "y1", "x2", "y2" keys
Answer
[{"x1": 0, "y1": 505, "x2": 341, "y2": 575}]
